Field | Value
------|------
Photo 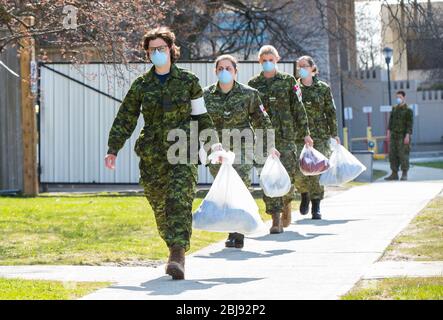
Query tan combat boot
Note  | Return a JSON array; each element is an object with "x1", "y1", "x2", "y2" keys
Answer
[
  {"x1": 281, "y1": 202, "x2": 292, "y2": 228},
  {"x1": 165, "y1": 244, "x2": 185, "y2": 280},
  {"x1": 384, "y1": 171, "x2": 399, "y2": 181},
  {"x1": 400, "y1": 170, "x2": 408, "y2": 181},
  {"x1": 270, "y1": 212, "x2": 284, "y2": 234}
]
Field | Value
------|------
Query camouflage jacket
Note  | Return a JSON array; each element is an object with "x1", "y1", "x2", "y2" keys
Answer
[
  {"x1": 248, "y1": 70, "x2": 309, "y2": 151},
  {"x1": 107, "y1": 64, "x2": 215, "y2": 160},
  {"x1": 388, "y1": 103, "x2": 413, "y2": 137},
  {"x1": 203, "y1": 81, "x2": 273, "y2": 161},
  {"x1": 294, "y1": 76, "x2": 338, "y2": 143}
]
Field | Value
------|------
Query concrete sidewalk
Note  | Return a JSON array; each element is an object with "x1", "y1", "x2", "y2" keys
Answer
[
  {"x1": 81, "y1": 179, "x2": 441, "y2": 299},
  {"x1": 373, "y1": 160, "x2": 443, "y2": 182},
  {"x1": 1, "y1": 167, "x2": 442, "y2": 300}
]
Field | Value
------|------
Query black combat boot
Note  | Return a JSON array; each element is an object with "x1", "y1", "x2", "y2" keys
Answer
[
  {"x1": 165, "y1": 244, "x2": 185, "y2": 280},
  {"x1": 400, "y1": 170, "x2": 408, "y2": 181},
  {"x1": 234, "y1": 233, "x2": 244, "y2": 249},
  {"x1": 299, "y1": 193, "x2": 310, "y2": 215},
  {"x1": 311, "y1": 199, "x2": 322, "y2": 220},
  {"x1": 225, "y1": 233, "x2": 236, "y2": 248},
  {"x1": 384, "y1": 171, "x2": 399, "y2": 181}
]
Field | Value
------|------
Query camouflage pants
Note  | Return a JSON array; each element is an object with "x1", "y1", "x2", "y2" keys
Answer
[
  {"x1": 389, "y1": 135, "x2": 410, "y2": 172},
  {"x1": 293, "y1": 140, "x2": 331, "y2": 200},
  {"x1": 209, "y1": 163, "x2": 253, "y2": 187},
  {"x1": 261, "y1": 149, "x2": 298, "y2": 214},
  {"x1": 139, "y1": 156, "x2": 197, "y2": 252}
]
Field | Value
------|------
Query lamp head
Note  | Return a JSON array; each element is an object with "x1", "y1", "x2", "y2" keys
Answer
[{"x1": 383, "y1": 47, "x2": 393, "y2": 64}]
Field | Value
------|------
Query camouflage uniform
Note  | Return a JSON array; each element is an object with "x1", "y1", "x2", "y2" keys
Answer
[
  {"x1": 107, "y1": 64, "x2": 215, "y2": 252},
  {"x1": 388, "y1": 103, "x2": 413, "y2": 172},
  {"x1": 293, "y1": 77, "x2": 338, "y2": 200},
  {"x1": 248, "y1": 71, "x2": 309, "y2": 214},
  {"x1": 203, "y1": 80, "x2": 273, "y2": 186}
]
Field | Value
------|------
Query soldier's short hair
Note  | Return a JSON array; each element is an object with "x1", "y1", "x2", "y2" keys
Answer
[
  {"x1": 215, "y1": 54, "x2": 238, "y2": 71},
  {"x1": 143, "y1": 26, "x2": 180, "y2": 64},
  {"x1": 396, "y1": 90, "x2": 406, "y2": 97},
  {"x1": 297, "y1": 55, "x2": 319, "y2": 75},
  {"x1": 258, "y1": 45, "x2": 280, "y2": 59}
]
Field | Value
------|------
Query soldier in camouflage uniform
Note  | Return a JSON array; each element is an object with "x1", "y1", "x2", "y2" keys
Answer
[
  {"x1": 293, "y1": 56, "x2": 339, "y2": 220},
  {"x1": 104, "y1": 27, "x2": 219, "y2": 280},
  {"x1": 248, "y1": 45, "x2": 312, "y2": 232},
  {"x1": 204, "y1": 54, "x2": 277, "y2": 248},
  {"x1": 385, "y1": 90, "x2": 413, "y2": 181}
]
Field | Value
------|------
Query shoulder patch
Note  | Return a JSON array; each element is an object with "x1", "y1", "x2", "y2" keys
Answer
[
  {"x1": 258, "y1": 104, "x2": 269, "y2": 117},
  {"x1": 293, "y1": 84, "x2": 303, "y2": 103}
]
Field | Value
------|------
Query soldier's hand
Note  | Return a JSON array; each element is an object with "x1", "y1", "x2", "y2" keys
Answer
[
  {"x1": 210, "y1": 143, "x2": 224, "y2": 164},
  {"x1": 270, "y1": 147, "x2": 280, "y2": 158},
  {"x1": 304, "y1": 135, "x2": 314, "y2": 147},
  {"x1": 104, "y1": 154, "x2": 116, "y2": 170},
  {"x1": 404, "y1": 134, "x2": 410, "y2": 145}
]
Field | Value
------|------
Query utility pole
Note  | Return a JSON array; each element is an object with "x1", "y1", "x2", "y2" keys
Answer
[{"x1": 19, "y1": 16, "x2": 39, "y2": 196}]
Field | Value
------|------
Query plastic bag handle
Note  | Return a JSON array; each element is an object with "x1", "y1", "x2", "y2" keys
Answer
[{"x1": 208, "y1": 150, "x2": 236, "y2": 165}]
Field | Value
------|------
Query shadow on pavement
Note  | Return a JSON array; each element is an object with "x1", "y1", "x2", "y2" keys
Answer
[
  {"x1": 110, "y1": 276, "x2": 264, "y2": 296},
  {"x1": 294, "y1": 219, "x2": 362, "y2": 226},
  {"x1": 251, "y1": 230, "x2": 335, "y2": 242},
  {"x1": 194, "y1": 248, "x2": 294, "y2": 261}
]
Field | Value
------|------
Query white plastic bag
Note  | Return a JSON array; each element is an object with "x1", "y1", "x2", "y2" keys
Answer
[
  {"x1": 259, "y1": 155, "x2": 291, "y2": 198},
  {"x1": 320, "y1": 138, "x2": 366, "y2": 186},
  {"x1": 193, "y1": 150, "x2": 265, "y2": 234},
  {"x1": 299, "y1": 144, "x2": 331, "y2": 176}
]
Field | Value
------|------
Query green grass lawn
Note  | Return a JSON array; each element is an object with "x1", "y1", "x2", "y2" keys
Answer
[
  {"x1": 0, "y1": 194, "x2": 274, "y2": 265},
  {"x1": 413, "y1": 161, "x2": 443, "y2": 170},
  {"x1": 373, "y1": 169, "x2": 388, "y2": 180},
  {"x1": 342, "y1": 277, "x2": 443, "y2": 300},
  {"x1": 0, "y1": 278, "x2": 110, "y2": 300},
  {"x1": 381, "y1": 193, "x2": 443, "y2": 261},
  {"x1": 343, "y1": 192, "x2": 443, "y2": 300}
]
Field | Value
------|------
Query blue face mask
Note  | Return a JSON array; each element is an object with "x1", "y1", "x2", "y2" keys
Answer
[
  {"x1": 299, "y1": 68, "x2": 310, "y2": 79},
  {"x1": 218, "y1": 69, "x2": 233, "y2": 84},
  {"x1": 262, "y1": 61, "x2": 275, "y2": 72},
  {"x1": 150, "y1": 50, "x2": 168, "y2": 67},
  {"x1": 396, "y1": 97, "x2": 403, "y2": 105}
]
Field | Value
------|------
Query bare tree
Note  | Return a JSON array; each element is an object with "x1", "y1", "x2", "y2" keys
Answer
[
  {"x1": 355, "y1": 1, "x2": 382, "y2": 70},
  {"x1": 381, "y1": 0, "x2": 443, "y2": 78},
  {"x1": 166, "y1": 0, "x2": 324, "y2": 60},
  {"x1": 0, "y1": 0, "x2": 174, "y2": 63}
]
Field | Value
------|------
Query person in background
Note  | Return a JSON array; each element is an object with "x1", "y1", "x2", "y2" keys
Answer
[{"x1": 385, "y1": 90, "x2": 413, "y2": 181}]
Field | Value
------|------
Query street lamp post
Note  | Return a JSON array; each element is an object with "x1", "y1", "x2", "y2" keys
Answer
[
  {"x1": 383, "y1": 47, "x2": 393, "y2": 105},
  {"x1": 382, "y1": 47, "x2": 393, "y2": 154}
]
